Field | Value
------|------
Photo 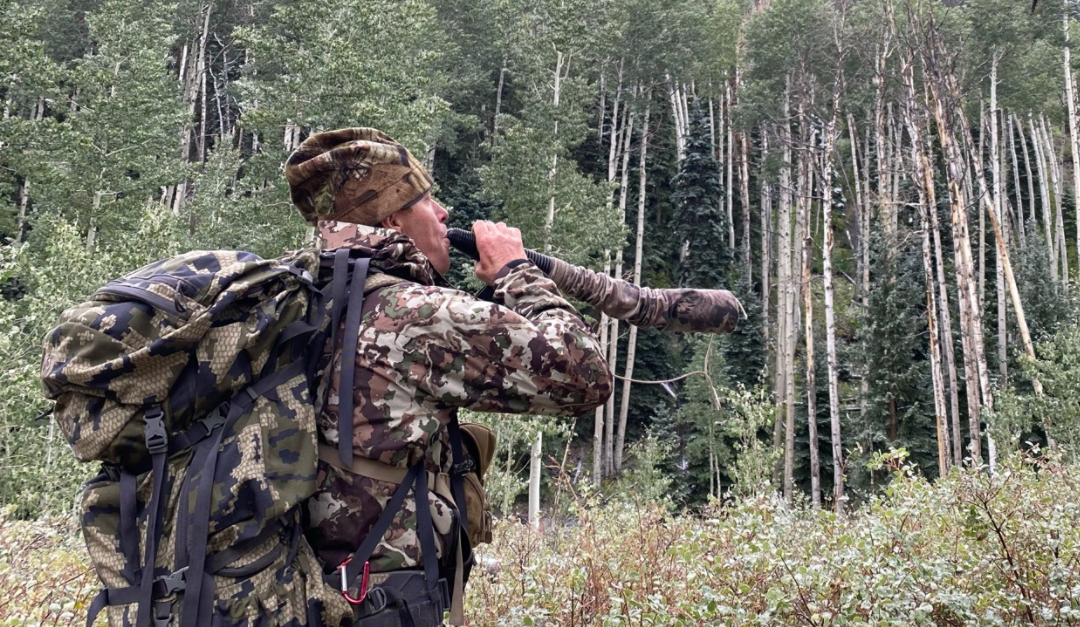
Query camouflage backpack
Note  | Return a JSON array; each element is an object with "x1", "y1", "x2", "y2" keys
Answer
[
  {"x1": 40, "y1": 249, "x2": 360, "y2": 627},
  {"x1": 41, "y1": 247, "x2": 496, "y2": 627}
]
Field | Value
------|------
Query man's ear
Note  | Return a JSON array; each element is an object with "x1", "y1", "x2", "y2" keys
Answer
[{"x1": 380, "y1": 211, "x2": 404, "y2": 232}]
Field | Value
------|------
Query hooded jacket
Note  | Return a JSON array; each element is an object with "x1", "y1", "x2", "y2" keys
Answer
[{"x1": 305, "y1": 225, "x2": 612, "y2": 572}]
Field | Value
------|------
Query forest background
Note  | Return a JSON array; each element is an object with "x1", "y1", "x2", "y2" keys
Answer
[
  {"x1": 4, "y1": 0, "x2": 1080, "y2": 623},
  {"x1": 6, "y1": 0, "x2": 1080, "y2": 513}
]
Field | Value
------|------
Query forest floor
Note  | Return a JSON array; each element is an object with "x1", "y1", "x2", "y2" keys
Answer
[{"x1": 2, "y1": 453, "x2": 1080, "y2": 626}]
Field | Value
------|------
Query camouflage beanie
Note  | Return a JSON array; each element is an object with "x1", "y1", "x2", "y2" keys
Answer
[{"x1": 285, "y1": 128, "x2": 433, "y2": 227}]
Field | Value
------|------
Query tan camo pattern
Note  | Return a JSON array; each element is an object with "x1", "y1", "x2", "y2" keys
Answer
[
  {"x1": 305, "y1": 226, "x2": 612, "y2": 572},
  {"x1": 285, "y1": 128, "x2": 433, "y2": 227},
  {"x1": 43, "y1": 249, "x2": 355, "y2": 626}
]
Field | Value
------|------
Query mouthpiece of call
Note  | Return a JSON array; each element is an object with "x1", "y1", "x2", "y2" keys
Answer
[{"x1": 446, "y1": 227, "x2": 741, "y2": 334}]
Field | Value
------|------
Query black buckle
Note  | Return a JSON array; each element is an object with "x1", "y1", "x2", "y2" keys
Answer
[
  {"x1": 144, "y1": 408, "x2": 168, "y2": 454},
  {"x1": 197, "y1": 410, "x2": 226, "y2": 437},
  {"x1": 159, "y1": 567, "x2": 188, "y2": 596},
  {"x1": 452, "y1": 459, "x2": 475, "y2": 476},
  {"x1": 287, "y1": 264, "x2": 314, "y2": 285},
  {"x1": 152, "y1": 599, "x2": 172, "y2": 627},
  {"x1": 362, "y1": 587, "x2": 388, "y2": 615}
]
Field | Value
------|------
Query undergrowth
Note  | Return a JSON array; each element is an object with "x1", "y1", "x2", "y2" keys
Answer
[{"x1": 2, "y1": 452, "x2": 1079, "y2": 626}]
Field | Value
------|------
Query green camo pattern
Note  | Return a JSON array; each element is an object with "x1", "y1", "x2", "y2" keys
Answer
[{"x1": 41, "y1": 249, "x2": 353, "y2": 627}]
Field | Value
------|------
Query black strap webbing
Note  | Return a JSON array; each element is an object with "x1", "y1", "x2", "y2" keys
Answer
[
  {"x1": 135, "y1": 408, "x2": 169, "y2": 627},
  {"x1": 178, "y1": 359, "x2": 308, "y2": 627},
  {"x1": 336, "y1": 257, "x2": 370, "y2": 469},
  {"x1": 447, "y1": 415, "x2": 469, "y2": 542},
  {"x1": 118, "y1": 469, "x2": 140, "y2": 584},
  {"x1": 327, "y1": 248, "x2": 351, "y2": 363},
  {"x1": 413, "y1": 464, "x2": 442, "y2": 607},
  {"x1": 336, "y1": 463, "x2": 421, "y2": 593}
]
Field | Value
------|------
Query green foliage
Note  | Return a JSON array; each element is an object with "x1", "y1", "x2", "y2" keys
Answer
[
  {"x1": 992, "y1": 318, "x2": 1080, "y2": 462},
  {"x1": 672, "y1": 103, "x2": 731, "y2": 289},
  {"x1": 467, "y1": 453, "x2": 1080, "y2": 625},
  {"x1": 854, "y1": 229, "x2": 938, "y2": 482},
  {"x1": 234, "y1": 0, "x2": 451, "y2": 150},
  {"x1": 674, "y1": 337, "x2": 777, "y2": 503}
]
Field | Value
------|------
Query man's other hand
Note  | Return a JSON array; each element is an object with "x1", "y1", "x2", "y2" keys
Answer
[{"x1": 473, "y1": 221, "x2": 527, "y2": 285}]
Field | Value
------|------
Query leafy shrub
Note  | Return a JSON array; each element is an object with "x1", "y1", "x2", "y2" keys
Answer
[
  {"x1": 3, "y1": 453, "x2": 1080, "y2": 625},
  {"x1": 467, "y1": 452, "x2": 1080, "y2": 626}
]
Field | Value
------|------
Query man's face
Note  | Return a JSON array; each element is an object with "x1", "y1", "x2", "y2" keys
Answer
[{"x1": 383, "y1": 194, "x2": 451, "y2": 275}]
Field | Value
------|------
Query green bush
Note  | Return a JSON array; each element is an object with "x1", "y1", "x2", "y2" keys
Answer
[
  {"x1": 3, "y1": 453, "x2": 1079, "y2": 625},
  {"x1": 468, "y1": 452, "x2": 1080, "y2": 626}
]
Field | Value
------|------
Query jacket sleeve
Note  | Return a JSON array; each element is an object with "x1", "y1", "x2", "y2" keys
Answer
[{"x1": 391, "y1": 262, "x2": 613, "y2": 416}]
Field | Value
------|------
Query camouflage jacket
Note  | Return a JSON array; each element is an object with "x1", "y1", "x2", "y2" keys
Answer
[{"x1": 305, "y1": 225, "x2": 612, "y2": 572}]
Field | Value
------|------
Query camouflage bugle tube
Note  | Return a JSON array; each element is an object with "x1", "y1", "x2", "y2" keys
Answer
[{"x1": 446, "y1": 228, "x2": 743, "y2": 334}]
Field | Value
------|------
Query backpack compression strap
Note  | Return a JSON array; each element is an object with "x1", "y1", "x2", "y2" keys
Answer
[{"x1": 336, "y1": 256, "x2": 370, "y2": 469}]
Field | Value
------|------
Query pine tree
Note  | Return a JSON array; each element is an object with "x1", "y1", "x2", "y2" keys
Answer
[
  {"x1": 856, "y1": 228, "x2": 938, "y2": 481},
  {"x1": 672, "y1": 102, "x2": 732, "y2": 289}
]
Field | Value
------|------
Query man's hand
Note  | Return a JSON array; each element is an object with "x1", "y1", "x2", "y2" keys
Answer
[{"x1": 473, "y1": 221, "x2": 527, "y2": 285}]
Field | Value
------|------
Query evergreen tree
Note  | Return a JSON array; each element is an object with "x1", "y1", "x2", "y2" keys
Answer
[
  {"x1": 672, "y1": 102, "x2": 731, "y2": 289},
  {"x1": 855, "y1": 228, "x2": 938, "y2": 482}
]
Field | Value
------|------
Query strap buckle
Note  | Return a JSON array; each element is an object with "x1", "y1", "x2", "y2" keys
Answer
[
  {"x1": 196, "y1": 409, "x2": 226, "y2": 437},
  {"x1": 339, "y1": 557, "x2": 371, "y2": 605},
  {"x1": 451, "y1": 459, "x2": 475, "y2": 476},
  {"x1": 159, "y1": 566, "x2": 188, "y2": 596},
  {"x1": 144, "y1": 408, "x2": 168, "y2": 454}
]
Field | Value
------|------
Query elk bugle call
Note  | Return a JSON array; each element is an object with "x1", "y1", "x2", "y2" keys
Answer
[{"x1": 446, "y1": 228, "x2": 742, "y2": 334}]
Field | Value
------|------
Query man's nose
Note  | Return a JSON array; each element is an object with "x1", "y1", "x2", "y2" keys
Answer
[{"x1": 437, "y1": 203, "x2": 449, "y2": 222}]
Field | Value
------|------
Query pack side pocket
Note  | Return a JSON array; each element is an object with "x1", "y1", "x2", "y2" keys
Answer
[{"x1": 461, "y1": 472, "x2": 493, "y2": 546}]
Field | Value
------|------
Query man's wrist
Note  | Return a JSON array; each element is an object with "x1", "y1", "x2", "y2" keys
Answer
[{"x1": 493, "y1": 258, "x2": 531, "y2": 283}]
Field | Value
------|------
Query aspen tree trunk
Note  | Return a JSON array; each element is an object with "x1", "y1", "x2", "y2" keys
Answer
[
  {"x1": 860, "y1": 125, "x2": 871, "y2": 420},
  {"x1": 1015, "y1": 114, "x2": 1035, "y2": 228},
  {"x1": 594, "y1": 69, "x2": 624, "y2": 482},
  {"x1": 605, "y1": 105, "x2": 635, "y2": 476},
  {"x1": 741, "y1": 132, "x2": 753, "y2": 283},
  {"x1": 910, "y1": 121, "x2": 951, "y2": 476},
  {"x1": 847, "y1": 114, "x2": 866, "y2": 434},
  {"x1": 1030, "y1": 115, "x2": 1057, "y2": 285},
  {"x1": 874, "y1": 39, "x2": 892, "y2": 239},
  {"x1": 726, "y1": 84, "x2": 736, "y2": 251},
  {"x1": 977, "y1": 104, "x2": 987, "y2": 308},
  {"x1": 668, "y1": 76, "x2": 687, "y2": 160},
  {"x1": 529, "y1": 431, "x2": 542, "y2": 530},
  {"x1": 786, "y1": 86, "x2": 808, "y2": 505},
  {"x1": 710, "y1": 96, "x2": 718, "y2": 171},
  {"x1": 954, "y1": 105, "x2": 1043, "y2": 396},
  {"x1": 544, "y1": 51, "x2": 565, "y2": 253},
  {"x1": 197, "y1": 45, "x2": 208, "y2": 165},
  {"x1": 802, "y1": 121, "x2": 820, "y2": 510},
  {"x1": 762, "y1": 133, "x2": 773, "y2": 351},
  {"x1": 820, "y1": 39, "x2": 845, "y2": 510},
  {"x1": 925, "y1": 64, "x2": 985, "y2": 461},
  {"x1": 1008, "y1": 114, "x2": 1025, "y2": 246},
  {"x1": 887, "y1": 103, "x2": 901, "y2": 235},
  {"x1": 593, "y1": 307, "x2": 607, "y2": 485},
  {"x1": 774, "y1": 97, "x2": 795, "y2": 487},
  {"x1": 899, "y1": 50, "x2": 951, "y2": 475},
  {"x1": 737, "y1": 68, "x2": 753, "y2": 284},
  {"x1": 920, "y1": 103, "x2": 963, "y2": 466},
  {"x1": 593, "y1": 253, "x2": 611, "y2": 486},
  {"x1": 1041, "y1": 115, "x2": 1068, "y2": 289},
  {"x1": 1066, "y1": 11, "x2": 1080, "y2": 292},
  {"x1": 15, "y1": 178, "x2": 29, "y2": 243},
  {"x1": 492, "y1": 65, "x2": 508, "y2": 145},
  {"x1": 990, "y1": 58, "x2": 1008, "y2": 381},
  {"x1": 615, "y1": 105, "x2": 649, "y2": 474}
]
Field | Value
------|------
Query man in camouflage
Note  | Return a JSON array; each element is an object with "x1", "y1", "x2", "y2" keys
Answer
[{"x1": 284, "y1": 128, "x2": 613, "y2": 623}]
